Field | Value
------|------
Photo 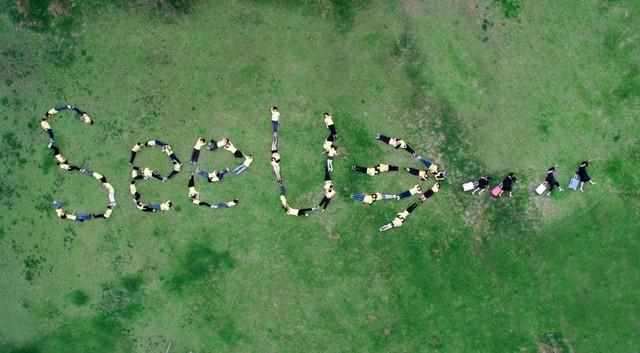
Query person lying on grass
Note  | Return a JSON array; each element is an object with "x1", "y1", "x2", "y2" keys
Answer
[
  {"x1": 191, "y1": 137, "x2": 207, "y2": 164},
  {"x1": 376, "y1": 134, "x2": 415, "y2": 156},
  {"x1": 271, "y1": 106, "x2": 280, "y2": 135},
  {"x1": 318, "y1": 166, "x2": 336, "y2": 211},
  {"x1": 324, "y1": 112, "x2": 337, "y2": 137},
  {"x1": 271, "y1": 150, "x2": 282, "y2": 182},
  {"x1": 379, "y1": 202, "x2": 419, "y2": 232},
  {"x1": 419, "y1": 183, "x2": 440, "y2": 202},
  {"x1": 196, "y1": 167, "x2": 229, "y2": 183},
  {"x1": 397, "y1": 184, "x2": 422, "y2": 200}
]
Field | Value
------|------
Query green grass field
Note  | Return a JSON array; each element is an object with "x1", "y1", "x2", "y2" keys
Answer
[{"x1": 1, "y1": 0, "x2": 639, "y2": 352}]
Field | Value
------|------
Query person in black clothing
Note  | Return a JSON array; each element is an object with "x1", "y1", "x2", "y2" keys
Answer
[
  {"x1": 577, "y1": 160, "x2": 595, "y2": 192},
  {"x1": 545, "y1": 166, "x2": 562, "y2": 195},
  {"x1": 502, "y1": 173, "x2": 517, "y2": 198},
  {"x1": 472, "y1": 176, "x2": 491, "y2": 195}
]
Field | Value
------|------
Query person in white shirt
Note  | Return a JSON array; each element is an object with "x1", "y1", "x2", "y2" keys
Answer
[
  {"x1": 376, "y1": 134, "x2": 415, "y2": 156},
  {"x1": 379, "y1": 202, "x2": 419, "y2": 232},
  {"x1": 191, "y1": 137, "x2": 207, "y2": 164},
  {"x1": 271, "y1": 106, "x2": 280, "y2": 134},
  {"x1": 271, "y1": 150, "x2": 282, "y2": 182},
  {"x1": 323, "y1": 112, "x2": 336, "y2": 137}
]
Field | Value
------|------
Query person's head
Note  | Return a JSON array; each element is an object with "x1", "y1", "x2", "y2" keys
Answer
[
  {"x1": 233, "y1": 199, "x2": 239, "y2": 204},
  {"x1": 508, "y1": 172, "x2": 515, "y2": 177},
  {"x1": 372, "y1": 193, "x2": 378, "y2": 200},
  {"x1": 272, "y1": 106, "x2": 278, "y2": 112},
  {"x1": 324, "y1": 112, "x2": 330, "y2": 117}
]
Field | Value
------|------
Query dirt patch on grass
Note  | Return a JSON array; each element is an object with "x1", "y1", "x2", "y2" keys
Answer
[{"x1": 401, "y1": 0, "x2": 426, "y2": 18}]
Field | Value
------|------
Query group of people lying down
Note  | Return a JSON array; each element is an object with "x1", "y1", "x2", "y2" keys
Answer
[
  {"x1": 271, "y1": 107, "x2": 338, "y2": 216},
  {"x1": 128, "y1": 137, "x2": 253, "y2": 213},
  {"x1": 351, "y1": 134, "x2": 447, "y2": 232},
  {"x1": 41, "y1": 105, "x2": 115, "y2": 222}
]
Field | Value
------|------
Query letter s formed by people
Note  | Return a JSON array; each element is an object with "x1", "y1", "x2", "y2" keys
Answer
[{"x1": 40, "y1": 104, "x2": 116, "y2": 223}]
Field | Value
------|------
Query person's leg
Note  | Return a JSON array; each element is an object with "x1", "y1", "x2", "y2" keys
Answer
[
  {"x1": 218, "y1": 168, "x2": 229, "y2": 180},
  {"x1": 388, "y1": 165, "x2": 399, "y2": 172},
  {"x1": 329, "y1": 125, "x2": 337, "y2": 136},
  {"x1": 271, "y1": 136, "x2": 278, "y2": 151},
  {"x1": 167, "y1": 170, "x2": 179, "y2": 179},
  {"x1": 418, "y1": 158, "x2": 432, "y2": 168},
  {"x1": 325, "y1": 166, "x2": 331, "y2": 181},
  {"x1": 191, "y1": 149, "x2": 200, "y2": 164},
  {"x1": 234, "y1": 150, "x2": 244, "y2": 159},
  {"x1": 299, "y1": 208, "x2": 313, "y2": 216},
  {"x1": 67, "y1": 165, "x2": 80, "y2": 172},
  {"x1": 351, "y1": 193, "x2": 365, "y2": 202},
  {"x1": 55, "y1": 104, "x2": 71, "y2": 111},
  {"x1": 376, "y1": 134, "x2": 390, "y2": 143},
  {"x1": 198, "y1": 202, "x2": 212, "y2": 207},
  {"x1": 397, "y1": 190, "x2": 412, "y2": 199},
  {"x1": 406, "y1": 168, "x2": 420, "y2": 176},
  {"x1": 272, "y1": 121, "x2": 279, "y2": 134},
  {"x1": 381, "y1": 193, "x2": 398, "y2": 200},
  {"x1": 152, "y1": 172, "x2": 164, "y2": 181},
  {"x1": 129, "y1": 151, "x2": 137, "y2": 165},
  {"x1": 196, "y1": 170, "x2": 208, "y2": 180},
  {"x1": 405, "y1": 145, "x2": 415, "y2": 155},
  {"x1": 379, "y1": 223, "x2": 393, "y2": 232},
  {"x1": 580, "y1": 182, "x2": 584, "y2": 192},
  {"x1": 353, "y1": 166, "x2": 368, "y2": 174},
  {"x1": 327, "y1": 158, "x2": 334, "y2": 172}
]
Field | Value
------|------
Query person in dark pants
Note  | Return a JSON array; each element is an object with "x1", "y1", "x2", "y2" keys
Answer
[
  {"x1": 545, "y1": 166, "x2": 562, "y2": 195},
  {"x1": 397, "y1": 184, "x2": 422, "y2": 200},
  {"x1": 191, "y1": 138, "x2": 206, "y2": 164},
  {"x1": 379, "y1": 202, "x2": 419, "y2": 232},
  {"x1": 318, "y1": 167, "x2": 336, "y2": 210},
  {"x1": 502, "y1": 173, "x2": 517, "y2": 197},
  {"x1": 419, "y1": 183, "x2": 440, "y2": 202},
  {"x1": 271, "y1": 106, "x2": 280, "y2": 134},
  {"x1": 577, "y1": 160, "x2": 595, "y2": 192},
  {"x1": 472, "y1": 176, "x2": 491, "y2": 195},
  {"x1": 376, "y1": 134, "x2": 415, "y2": 155},
  {"x1": 324, "y1": 112, "x2": 337, "y2": 137}
]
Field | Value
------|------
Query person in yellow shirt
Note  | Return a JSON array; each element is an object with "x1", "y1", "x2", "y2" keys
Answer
[
  {"x1": 129, "y1": 143, "x2": 142, "y2": 164},
  {"x1": 419, "y1": 183, "x2": 440, "y2": 202},
  {"x1": 40, "y1": 119, "x2": 55, "y2": 146},
  {"x1": 93, "y1": 205, "x2": 114, "y2": 219},
  {"x1": 318, "y1": 167, "x2": 336, "y2": 210},
  {"x1": 191, "y1": 137, "x2": 207, "y2": 164},
  {"x1": 352, "y1": 165, "x2": 379, "y2": 176},
  {"x1": 271, "y1": 106, "x2": 280, "y2": 135},
  {"x1": 397, "y1": 184, "x2": 422, "y2": 199},
  {"x1": 379, "y1": 202, "x2": 419, "y2": 232},
  {"x1": 271, "y1": 150, "x2": 282, "y2": 182},
  {"x1": 325, "y1": 145, "x2": 338, "y2": 172},
  {"x1": 323, "y1": 112, "x2": 337, "y2": 137},
  {"x1": 376, "y1": 134, "x2": 415, "y2": 155},
  {"x1": 129, "y1": 181, "x2": 144, "y2": 203},
  {"x1": 196, "y1": 167, "x2": 229, "y2": 183}
]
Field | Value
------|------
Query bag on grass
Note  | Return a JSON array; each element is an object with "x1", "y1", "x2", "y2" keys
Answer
[
  {"x1": 535, "y1": 183, "x2": 547, "y2": 195},
  {"x1": 462, "y1": 182, "x2": 476, "y2": 192},
  {"x1": 568, "y1": 174, "x2": 580, "y2": 190},
  {"x1": 491, "y1": 185, "x2": 503, "y2": 198}
]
